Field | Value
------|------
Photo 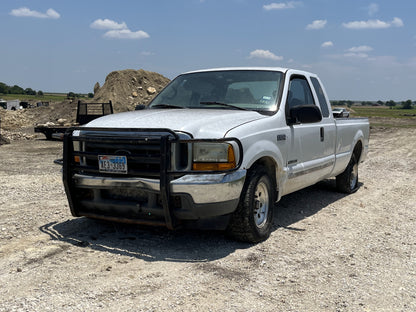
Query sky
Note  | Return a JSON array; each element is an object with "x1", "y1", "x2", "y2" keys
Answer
[{"x1": 1, "y1": 0, "x2": 415, "y2": 101}]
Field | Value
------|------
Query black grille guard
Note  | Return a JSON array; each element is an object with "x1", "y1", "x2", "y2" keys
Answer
[{"x1": 62, "y1": 127, "x2": 243, "y2": 229}]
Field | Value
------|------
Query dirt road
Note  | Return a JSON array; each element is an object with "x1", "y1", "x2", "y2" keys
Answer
[{"x1": 1, "y1": 128, "x2": 415, "y2": 311}]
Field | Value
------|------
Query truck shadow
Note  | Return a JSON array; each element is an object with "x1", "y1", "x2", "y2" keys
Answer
[
  {"x1": 40, "y1": 179, "x2": 357, "y2": 263},
  {"x1": 274, "y1": 179, "x2": 356, "y2": 231}
]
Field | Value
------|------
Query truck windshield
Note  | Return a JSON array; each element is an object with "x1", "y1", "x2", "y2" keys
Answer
[{"x1": 149, "y1": 70, "x2": 283, "y2": 113}]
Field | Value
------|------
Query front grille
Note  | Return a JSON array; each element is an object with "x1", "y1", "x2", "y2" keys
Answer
[{"x1": 69, "y1": 129, "x2": 179, "y2": 178}]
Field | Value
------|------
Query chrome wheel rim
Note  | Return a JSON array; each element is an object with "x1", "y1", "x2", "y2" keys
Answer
[
  {"x1": 254, "y1": 180, "x2": 269, "y2": 228},
  {"x1": 350, "y1": 162, "x2": 358, "y2": 190}
]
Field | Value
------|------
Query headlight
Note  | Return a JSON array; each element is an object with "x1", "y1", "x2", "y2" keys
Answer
[
  {"x1": 192, "y1": 142, "x2": 236, "y2": 171},
  {"x1": 73, "y1": 141, "x2": 81, "y2": 163}
]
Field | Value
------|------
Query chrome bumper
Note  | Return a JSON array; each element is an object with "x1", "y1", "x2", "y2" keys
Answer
[{"x1": 73, "y1": 169, "x2": 246, "y2": 204}]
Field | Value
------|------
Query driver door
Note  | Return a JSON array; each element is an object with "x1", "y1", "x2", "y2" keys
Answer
[{"x1": 283, "y1": 74, "x2": 331, "y2": 194}]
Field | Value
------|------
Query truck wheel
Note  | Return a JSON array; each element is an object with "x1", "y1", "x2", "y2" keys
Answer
[
  {"x1": 227, "y1": 166, "x2": 275, "y2": 243},
  {"x1": 336, "y1": 154, "x2": 358, "y2": 193}
]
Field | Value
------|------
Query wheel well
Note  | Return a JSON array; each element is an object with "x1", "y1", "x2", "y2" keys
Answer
[
  {"x1": 353, "y1": 141, "x2": 363, "y2": 162},
  {"x1": 249, "y1": 157, "x2": 278, "y2": 190}
]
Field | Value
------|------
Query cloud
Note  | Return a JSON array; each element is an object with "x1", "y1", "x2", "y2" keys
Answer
[
  {"x1": 91, "y1": 18, "x2": 149, "y2": 40},
  {"x1": 348, "y1": 45, "x2": 373, "y2": 53},
  {"x1": 344, "y1": 53, "x2": 369, "y2": 58},
  {"x1": 263, "y1": 1, "x2": 301, "y2": 11},
  {"x1": 9, "y1": 7, "x2": 60, "y2": 19},
  {"x1": 342, "y1": 45, "x2": 374, "y2": 59},
  {"x1": 343, "y1": 17, "x2": 404, "y2": 29},
  {"x1": 306, "y1": 19, "x2": 327, "y2": 30},
  {"x1": 249, "y1": 49, "x2": 283, "y2": 61},
  {"x1": 391, "y1": 17, "x2": 404, "y2": 27},
  {"x1": 90, "y1": 19, "x2": 127, "y2": 30},
  {"x1": 321, "y1": 41, "x2": 333, "y2": 48},
  {"x1": 103, "y1": 29, "x2": 150, "y2": 40}
]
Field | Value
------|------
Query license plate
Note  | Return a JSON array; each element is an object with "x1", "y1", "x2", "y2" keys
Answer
[{"x1": 98, "y1": 155, "x2": 127, "y2": 174}]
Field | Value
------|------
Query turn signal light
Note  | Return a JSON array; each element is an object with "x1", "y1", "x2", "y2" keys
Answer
[{"x1": 192, "y1": 145, "x2": 236, "y2": 171}]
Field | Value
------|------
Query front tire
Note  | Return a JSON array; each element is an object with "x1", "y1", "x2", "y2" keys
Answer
[
  {"x1": 336, "y1": 154, "x2": 359, "y2": 193},
  {"x1": 227, "y1": 166, "x2": 275, "y2": 243}
]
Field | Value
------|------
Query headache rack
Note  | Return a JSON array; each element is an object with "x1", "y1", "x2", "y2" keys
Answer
[{"x1": 62, "y1": 127, "x2": 242, "y2": 229}]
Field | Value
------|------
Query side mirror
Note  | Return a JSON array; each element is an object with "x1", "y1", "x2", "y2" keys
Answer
[{"x1": 289, "y1": 105, "x2": 322, "y2": 124}]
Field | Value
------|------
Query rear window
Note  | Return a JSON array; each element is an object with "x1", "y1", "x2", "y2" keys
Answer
[{"x1": 310, "y1": 77, "x2": 329, "y2": 118}]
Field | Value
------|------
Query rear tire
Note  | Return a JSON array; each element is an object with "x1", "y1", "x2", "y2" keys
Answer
[
  {"x1": 227, "y1": 166, "x2": 275, "y2": 243},
  {"x1": 336, "y1": 154, "x2": 359, "y2": 193}
]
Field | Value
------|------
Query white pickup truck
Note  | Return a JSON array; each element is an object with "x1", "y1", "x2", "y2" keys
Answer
[{"x1": 62, "y1": 67, "x2": 369, "y2": 242}]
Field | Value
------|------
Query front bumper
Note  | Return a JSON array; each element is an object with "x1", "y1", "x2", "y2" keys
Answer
[{"x1": 69, "y1": 170, "x2": 246, "y2": 225}]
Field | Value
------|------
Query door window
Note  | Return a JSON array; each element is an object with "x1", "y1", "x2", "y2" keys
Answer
[{"x1": 286, "y1": 76, "x2": 315, "y2": 120}]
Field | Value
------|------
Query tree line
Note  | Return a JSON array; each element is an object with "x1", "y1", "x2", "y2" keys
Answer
[
  {"x1": 0, "y1": 82, "x2": 93, "y2": 99},
  {"x1": 331, "y1": 99, "x2": 415, "y2": 109},
  {"x1": 0, "y1": 82, "x2": 43, "y2": 96}
]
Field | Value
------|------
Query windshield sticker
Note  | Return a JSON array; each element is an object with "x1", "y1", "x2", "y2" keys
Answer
[{"x1": 260, "y1": 96, "x2": 272, "y2": 105}]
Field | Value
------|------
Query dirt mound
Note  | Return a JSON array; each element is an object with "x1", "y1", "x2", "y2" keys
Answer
[
  {"x1": 93, "y1": 69, "x2": 170, "y2": 112},
  {"x1": 0, "y1": 69, "x2": 170, "y2": 141}
]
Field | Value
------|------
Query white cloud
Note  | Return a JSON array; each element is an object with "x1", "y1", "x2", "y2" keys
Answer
[
  {"x1": 249, "y1": 49, "x2": 283, "y2": 61},
  {"x1": 9, "y1": 7, "x2": 60, "y2": 19},
  {"x1": 263, "y1": 1, "x2": 301, "y2": 11},
  {"x1": 367, "y1": 3, "x2": 379, "y2": 16},
  {"x1": 90, "y1": 19, "x2": 127, "y2": 30},
  {"x1": 103, "y1": 29, "x2": 150, "y2": 40},
  {"x1": 306, "y1": 19, "x2": 327, "y2": 30},
  {"x1": 321, "y1": 41, "x2": 333, "y2": 48},
  {"x1": 348, "y1": 45, "x2": 373, "y2": 53},
  {"x1": 343, "y1": 17, "x2": 404, "y2": 29},
  {"x1": 391, "y1": 17, "x2": 404, "y2": 27},
  {"x1": 91, "y1": 18, "x2": 149, "y2": 40},
  {"x1": 344, "y1": 52, "x2": 369, "y2": 58}
]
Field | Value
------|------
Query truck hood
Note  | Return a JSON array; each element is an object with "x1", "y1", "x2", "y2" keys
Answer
[{"x1": 85, "y1": 109, "x2": 267, "y2": 138}]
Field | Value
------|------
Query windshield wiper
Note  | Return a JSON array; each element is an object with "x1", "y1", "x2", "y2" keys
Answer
[
  {"x1": 151, "y1": 103, "x2": 184, "y2": 109},
  {"x1": 200, "y1": 101, "x2": 248, "y2": 111}
]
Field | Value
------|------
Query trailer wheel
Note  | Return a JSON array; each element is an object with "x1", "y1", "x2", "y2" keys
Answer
[
  {"x1": 336, "y1": 154, "x2": 359, "y2": 193},
  {"x1": 227, "y1": 166, "x2": 275, "y2": 243}
]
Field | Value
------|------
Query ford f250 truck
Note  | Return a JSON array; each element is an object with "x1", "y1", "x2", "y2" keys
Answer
[{"x1": 61, "y1": 68, "x2": 369, "y2": 242}]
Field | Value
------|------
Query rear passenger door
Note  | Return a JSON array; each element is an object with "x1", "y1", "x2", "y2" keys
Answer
[{"x1": 283, "y1": 74, "x2": 335, "y2": 194}]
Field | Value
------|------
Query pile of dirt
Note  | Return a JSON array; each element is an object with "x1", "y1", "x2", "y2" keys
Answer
[
  {"x1": 0, "y1": 69, "x2": 171, "y2": 140},
  {"x1": 93, "y1": 69, "x2": 170, "y2": 112}
]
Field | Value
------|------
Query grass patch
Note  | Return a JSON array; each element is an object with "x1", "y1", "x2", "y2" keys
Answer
[
  {"x1": 0, "y1": 93, "x2": 68, "y2": 102},
  {"x1": 347, "y1": 106, "x2": 416, "y2": 128},
  {"x1": 350, "y1": 106, "x2": 416, "y2": 118}
]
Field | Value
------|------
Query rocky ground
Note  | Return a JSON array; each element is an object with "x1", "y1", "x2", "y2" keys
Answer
[{"x1": 0, "y1": 126, "x2": 415, "y2": 311}]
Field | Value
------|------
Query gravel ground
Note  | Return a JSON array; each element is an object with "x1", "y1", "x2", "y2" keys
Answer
[{"x1": 0, "y1": 128, "x2": 415, "y2": 312}]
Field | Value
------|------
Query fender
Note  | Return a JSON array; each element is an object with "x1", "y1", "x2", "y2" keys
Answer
[{"x1": 240, "y1": 138, "x2": 286, "y2": 202}]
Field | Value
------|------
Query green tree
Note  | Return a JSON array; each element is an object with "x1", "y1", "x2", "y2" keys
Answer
[
  {"x1": 25, "y1": 88, "x2": 36, "y2": 95},
  {"x1": 401, "y1": 100, "x2": 412, "y2": 109},
  {"x1": 88, "y1": 93, "x2": 94, "y2": 98},
  {"x1": 37, "y1": 90, "x2": 44, "y2": 96},
  {"x1": 9, "y1": 85, "x2": 24, "y2": 94},
  {"x1": 386, "y1": 100, "x2": 396, "y2": 107},
  {"x1": 0, "y1": 82, "x2": 9, "y2": 94}
]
